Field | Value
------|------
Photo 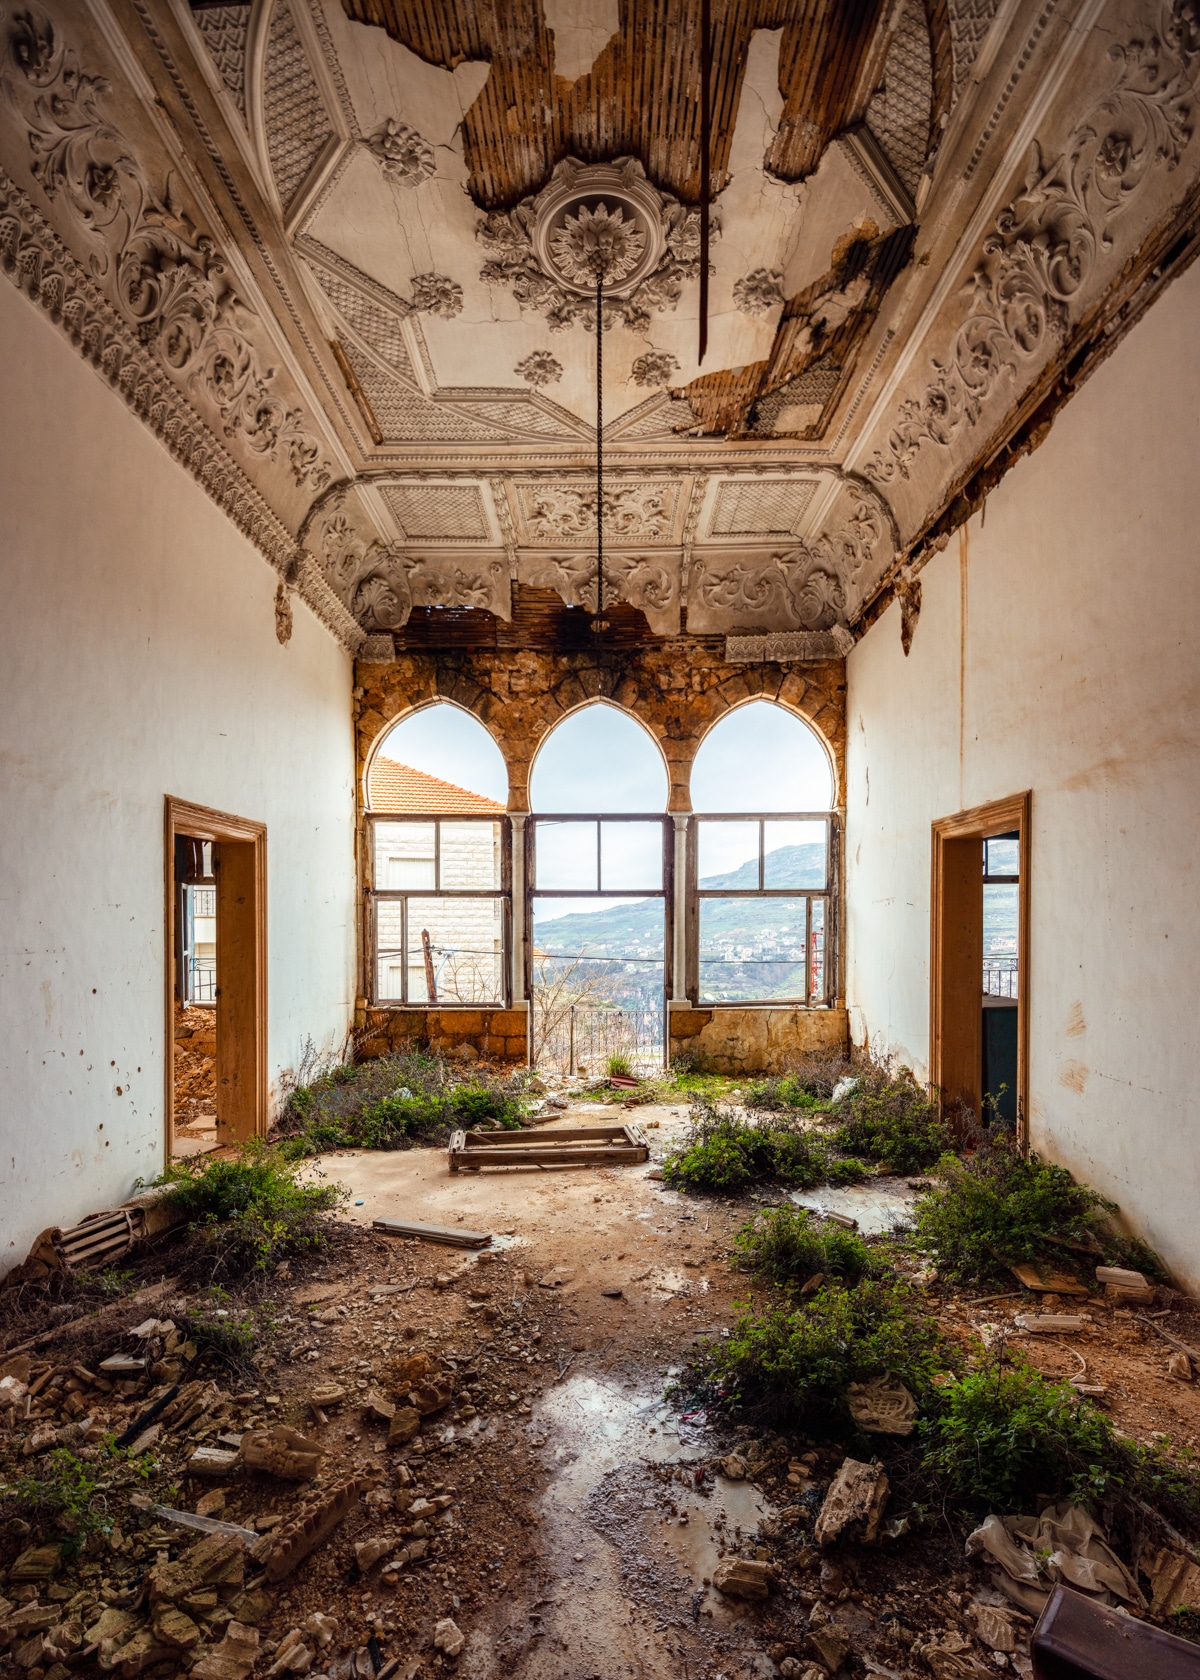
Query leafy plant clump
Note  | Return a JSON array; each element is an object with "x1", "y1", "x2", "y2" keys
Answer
[
  {"x1": 831, "y1": 1066, "x2": 951, "y2": 1173},
  {"x1": 920, "y1": 1359, "x2": 1200, "y2": 1530},
  {"x1": 278, "y1": 1046, "x2": 529, "y2": 1154},
  {"x1": 605, "y1": 1051, "x2": 634, "y2": 1079},
  {"x1": 695, "y1": 1278, "x2": 956, "y2": 1433},
  {"x1": 732, "y1": 1204, "x2": 875, "y2": 1290},
  {"x1": 158, "y1": 1142, "x2": 347, "y2": 1277},
  {"x1": 745, "y1": 1052, "x2": 854, "y2": 1113},
  {"x1": 911, "y1": 1134, "x2": 1163, "y2": 1283},
  {"x1": 662, "y1": 1105, "x2": 867, "y2": 1194}
]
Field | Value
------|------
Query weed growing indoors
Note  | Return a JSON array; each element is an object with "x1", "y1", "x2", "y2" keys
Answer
[
  {"x1": 830, "y1": 1066, "x2": 951, "y2": 1173},
  {"x1": 157, "y1": 1142, "x2": 347, "y2": 1277},
  {"x1": 731, "y1": 1204, "x2": 876, "y2": 1290},
  {"x1": 663, "y1": 1104, "x2": 867, "y2": 1194}
]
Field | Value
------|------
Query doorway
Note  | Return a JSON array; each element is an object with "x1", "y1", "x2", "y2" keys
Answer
[
  {"x1": 165, "y1": 798, "x2": 267, "y2": 1163},
  {"x1": 930, "y1": 792, "x2": 1030, "y2": 1143}
]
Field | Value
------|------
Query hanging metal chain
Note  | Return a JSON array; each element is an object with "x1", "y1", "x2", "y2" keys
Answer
[{"x1": 595, "y1": 266, "x2": 604, "y2": 633}]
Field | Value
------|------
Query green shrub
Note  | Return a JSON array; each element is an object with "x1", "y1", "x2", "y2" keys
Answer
[
  {"x1": 911, "y1": 1135, "x2": 1146, "y2": 1282},
  {"x1": 158, "y1": 1142, "x2": 347, "y2": 1276},
  {"x1": 920, "y1": 1362, "x2": 1121, "y2": 1514},
  {"x1": 277, "y1": 1047, "x2": 529, "y2": 1155},
  {"x1": 831, "y1": 1067, "x2": 950, "y2": 1172},
  {"x1": 695, "y1": 1279, "x2": 956, "y2": 1432},
  {"x1": 663, "y1": 1104, "x2": 867, "y2": 1195},
  {"x1": 745, "y1": 1074, "x2": 825, "y2": 1112},
  {"x1": 732, "y1": 1204, "x2": 874, "y2": 1290},
  {"x1": 606, "y1": 1051, "x2": 634, "y2": 1079}
]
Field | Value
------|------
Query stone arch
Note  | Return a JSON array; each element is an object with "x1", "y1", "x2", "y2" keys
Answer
[
  {"x1": 354, "y1": 648, "x2": 845, "y2": 814},
  {"x1": 360, "y1": 695, "x2": 509, "y2": 812},
  {"x1": 689, "y1": 696, "x2": 839, "y2": 812},
  {"x1": 528, "y1": 698, "x2": 670, "y2": 811}
]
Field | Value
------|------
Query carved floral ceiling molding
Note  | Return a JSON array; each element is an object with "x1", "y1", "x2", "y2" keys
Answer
[
  {"x1": 304, "y1": 471, "x2": 894, "y2": 642},
  {"x1": 860, "y1": 0, "x2": 1200, "y2": 547},
  {"x1": 477, "y1": 157, "x2": 713, "y2": 335},
  {"x1": 2, "y1": 0, "x2": 1197, "y2": 657},
  {"x1": 0, "y1": 7, "x2": 361, "y2": 650}
]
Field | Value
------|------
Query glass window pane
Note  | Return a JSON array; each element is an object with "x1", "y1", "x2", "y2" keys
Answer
[
  {"x1": 697, "y1": 821, "x2": 760, "y2": 888},
  {"x1": 809, "y1": 898, "x2": 826, "y2": 1002},
  {"x1": 983, "y1": 882, "x2": 1019, "y2": 998},
  {"x1": 375, "y1": 900, "x2": 406, "y2": 1000},
  {"x1": 439, "y1": 821, "x2": 502, "y2": 890},
  {"x1": 406, "y1": 898, "x2": 504, "y2": 1004},
  {"x1": 984, "y1": 836, "x2": 1020, "y2": 878},
  {"x1": 375, "y1": 822, "x2": 435, "y2": 890},
  {"x1": 534, "y1": 820, "x2": 598, "y2": 890},
  {"x1": 698, "y1": 896, "x2": 811, "y2": 1001},
  {"x1": 764, "y1": 820, "x2": 827, "y2": 888},
  {"x1": 600, "y1": 821, "x2": 663, "y2": 890}
]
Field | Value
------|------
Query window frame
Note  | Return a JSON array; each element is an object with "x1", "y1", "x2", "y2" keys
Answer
[
  {"x1": 525, "y1": 813, "x2": 675, "y2": 1003},
  {"x1": 686, "y1": 811, "x2": 839, "y2": 1007},
  {"x1": 364, "y1": 812, "x2": 512, "y2": 1008}
]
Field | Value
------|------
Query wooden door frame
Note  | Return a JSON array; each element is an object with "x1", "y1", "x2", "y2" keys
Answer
[
  {"x1": 164, "y1": 797, "x2": 267, "y2": 1168},
  {"x1": 930, "y1": 791, "x2": 1030, "y2": 1147}
]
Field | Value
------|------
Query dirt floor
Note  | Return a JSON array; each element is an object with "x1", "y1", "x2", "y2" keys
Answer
[{"x1": 3, "y1": 1098, "x2": 1200, "y2": 1680}]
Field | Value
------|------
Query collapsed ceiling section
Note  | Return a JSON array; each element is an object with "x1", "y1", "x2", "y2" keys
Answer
[{"x1": 1, "y1": 0, "x2": 1198, "y2": 654}]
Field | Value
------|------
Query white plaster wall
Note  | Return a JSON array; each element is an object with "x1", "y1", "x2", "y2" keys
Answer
[
  {"x1": 846, "y1": 259, "x2": 1200, "y2": 1292},
  {"x1": 0, "y1": 280, "x2": 357, "y2": 1269}
]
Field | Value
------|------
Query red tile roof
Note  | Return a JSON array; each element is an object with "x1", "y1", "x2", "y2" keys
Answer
[{"x1": 367, "y1": 756, "x2": 506, "y2": 814}]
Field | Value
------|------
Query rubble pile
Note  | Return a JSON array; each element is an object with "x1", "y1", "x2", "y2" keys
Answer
[{"x1": 0, "y1": 1226, "x2": 575, "y2": 1679}]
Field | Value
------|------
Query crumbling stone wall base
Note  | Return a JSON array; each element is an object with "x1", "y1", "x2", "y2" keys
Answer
[{"x1": 669, "y1": 1006, "x2": 849, "y2": 1075}]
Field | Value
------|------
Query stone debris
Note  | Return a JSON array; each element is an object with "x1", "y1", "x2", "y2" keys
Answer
[
  {"x1": 968, "y1": 1600, "x2": 1021, "y2": 1651},
  {"x1": 304, "y1": 1612, "x2": 338, "y2": 1647},
  {"x1": 809, "y1": 1623, "x2": 850, "y2": 1670},
  {"x1": 189, "y1": 1446, "x2": 241, "y2": 1477},
  {"x1": 191, "y1": 1621, "x2": 260, "y2": 1680},
  {"x1": 538, "y1": 1268, "x2": 575, "y2": 1288},
  {"x1": 240, "y1": 1424, "x2": 324, "y2": 1479},
  {"x1": 914, "y1": 1630, "x2": 992, "y2": 1678},
  {"x1": 814, "y1": 1458, "x2": 889, "y2": 1547},
  {"x1": 1095, "y1": 1265, "x2": 1156, "y2": 1306},
  {"x1": 711, "y1": 1558, "x2": 775, "y2": 1599},
  {"x1": 719, "y1": 1453, "x2": 748, "y2": 1480},
  {"x1": 266, "y1": 1627, "x2": 314, "y2": 1677},
  {"x1": 1168, "y1": 1351, "x2": 1194, "y2": 1380},
  {"x1": 1146, "y1": 1546, "x2": 1200, "y2": 1616},
  {"x1": 1013, "y1": 1313, "x2": 1087, "y2": 1333},
  {"x1": 1010, "y1": 1263, "x2": 1089, "y2": 1296},
  {"x1": 432, "y1": 1617, "x2": 466, "y2": 1657},
  {"x1": 259, "y1": 1474, "x2": 371, "y2": 1583},
  {"x1": 387, "y1": 1405, "x2": 421, "y2": 1446},
  {"x1": 846, "y1": 1375, "x2": 917, "y2": 1436},
  {"x1": 354, "y1": 1537, "x2": 395, "y2": 1570},
  {"x1": 9, "y1": 1543, "x2": 62, "y2": 1582},
  {"x1": 309, "y1": 1382, "x2": 346, "y2": 1408}
]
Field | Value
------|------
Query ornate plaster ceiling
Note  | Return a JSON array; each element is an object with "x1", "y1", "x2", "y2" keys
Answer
[{"x1": 2, "y1": 0, "x2": 1198, "y2": 655}]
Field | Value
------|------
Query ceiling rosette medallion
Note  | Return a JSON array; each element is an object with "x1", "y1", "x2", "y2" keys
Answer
[{"x1": 477, "y1": 157, "x2": 715, "y2": 333}]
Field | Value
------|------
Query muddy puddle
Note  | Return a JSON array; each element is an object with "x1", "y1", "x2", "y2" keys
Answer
[
  {"x1": 462, "y1": 1374, "x2": 783, "y2": 1677},
  {"x1": 788, "y1": 1175, "x2": 919, "y2": 1235}
]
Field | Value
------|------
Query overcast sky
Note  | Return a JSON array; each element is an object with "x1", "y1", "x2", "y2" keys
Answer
[{"x1": 379, "y1": 699, "x2": 833, "y2": 919}]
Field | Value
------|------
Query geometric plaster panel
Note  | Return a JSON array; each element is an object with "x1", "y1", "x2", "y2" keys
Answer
[
  {"x1": 382, "y1": 483, "x2": 491, "y2": 543},
  {"x1": 865, "y1": 0, "x2": 934, "y2": 196},
  {"x1": 708, "y1": 479, "x2": 818, "y2": 539},
  {"x1": 192, "y1": 6, "x2": 251, "y2": 119},
  {"x1": 263, "y1": 0, "x2": 334, "y2": 211}
]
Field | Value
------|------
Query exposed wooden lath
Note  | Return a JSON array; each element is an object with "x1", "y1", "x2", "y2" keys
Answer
[
  {"x1": 342, "y1": 0, "x2": 892, "y2": 208},
  {"x1": 678, "y1": 222, "x2": 915, "y2": 436},
  {"x1": 391, "y1": 586, "x2": 658, "y2": 651}
]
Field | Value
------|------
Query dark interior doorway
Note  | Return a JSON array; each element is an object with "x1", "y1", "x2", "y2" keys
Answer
[
  {"x1": 165, "y1": 798, "x2": 267, "y2": 1163},
  {"x1": 931, "y1": 793, "x2": 1030, "y2": 1142}
]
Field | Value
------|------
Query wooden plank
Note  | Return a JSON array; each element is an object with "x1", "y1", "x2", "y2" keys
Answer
[
  {"x1": 372, "y1": 1217, "x2": 492, "y2": 1249},
  {"x1": 448, "y1": 1129, "x2": 466, "y2": 1174},
  {"x1": 450, "y1": 1145, "x2": 648, "y2": 1168},
  {"x1": 216, "y1": 837, "x2": 264, "y2": 1145},
  {"x1": 463, "y1": 1124, "x2": 628, "y2": 1146}
]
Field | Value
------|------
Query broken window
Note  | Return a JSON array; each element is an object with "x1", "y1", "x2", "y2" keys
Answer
[
  {"x1": 688, "y1": 813, "x2": 837, "y2": 1005},
  {"x1": 366, "y1": 816, "x2": 509, "y2": 1005}
]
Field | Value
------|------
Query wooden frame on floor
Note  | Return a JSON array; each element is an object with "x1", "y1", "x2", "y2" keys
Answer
[
  {"x1": 164, "y1": 797, "x2": 267, "y2": 1167},
  {"x1": 930, "y1": 791, "x2": 1030, "y2": 1147}
]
